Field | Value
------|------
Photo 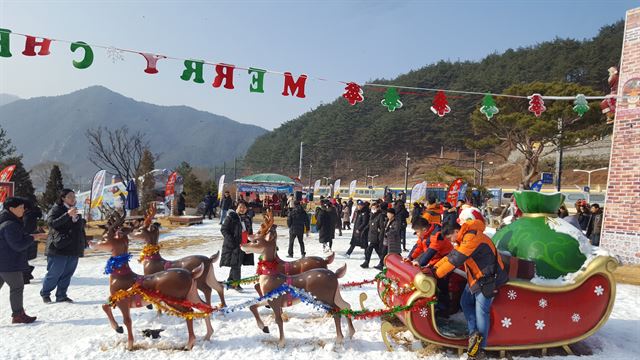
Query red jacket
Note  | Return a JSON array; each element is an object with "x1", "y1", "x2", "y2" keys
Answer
[{"x1": 413, "y1": 230, "x2": 453, "y2": 267}]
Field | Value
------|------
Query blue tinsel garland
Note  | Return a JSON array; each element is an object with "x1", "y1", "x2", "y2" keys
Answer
[
  {"x1": 220, "y1": 284, "x2": 333, "y2": 314},
  {"x1": 104, "y1": 253, "x2": 133, "y2": 275}
]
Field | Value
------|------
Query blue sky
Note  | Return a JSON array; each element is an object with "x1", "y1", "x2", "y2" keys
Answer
[{"x1": 0, "y1": 0, "x2": 637, "y2": 129}]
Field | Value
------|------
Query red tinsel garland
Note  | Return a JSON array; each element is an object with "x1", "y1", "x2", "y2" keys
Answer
[{"x1": 256, "y1": 259, "x2": 279, "y2": 276}]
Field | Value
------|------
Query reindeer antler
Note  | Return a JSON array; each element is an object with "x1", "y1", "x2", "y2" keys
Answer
[
  {"x1": 101, "y1": 203, "x2": 126, "y2": 235},
  {"x1": 259, "y1": 208, "x2": 275, "y2": 236},
  {"x1": 144, "y1": 202, "x2": 157, "y2": 228}
]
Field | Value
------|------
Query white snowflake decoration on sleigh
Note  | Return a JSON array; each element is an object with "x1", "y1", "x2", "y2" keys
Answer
[
  {"x1": 507, "y1": 289, "x2": 517, "y2": 300},
  {"x1": 419, "y1": 307, "x2": 429, "y2": 318},
  {"x1": 535, "y1": 320, "x2": 546, "y2": 330},
  {"x1": 594, "y1": 285, "x2": 604, "y2": 296},
  {"x1": 538, "y1": 298, "x2": 548, "y2": 308},
  {"x1": 501, "y1": 317, "x2": 512, "y2": 328},
  {"x1": 572, "y1": 313, "x2": 581, "y2": 323}
]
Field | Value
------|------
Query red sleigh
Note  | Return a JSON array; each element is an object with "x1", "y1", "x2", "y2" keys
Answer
[{"x1": 377, "y1": 254, "x2": 618, "y2": 356}]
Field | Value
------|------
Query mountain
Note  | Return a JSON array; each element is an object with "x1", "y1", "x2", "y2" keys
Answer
[
  {"x1": 0, "y1": 93, "x2": 20, "y2": 107},
  {"x1": 0, "y1": 86, "x2": 267, "y2": 176},
  {"x1": 244, "y1": 21, "x2": 624, "y2": 178}
]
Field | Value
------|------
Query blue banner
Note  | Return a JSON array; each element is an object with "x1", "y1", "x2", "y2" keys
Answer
[
  {"x1": 531, "y1": 180, "x2": 543, "y2": 192},
  {"x1": 237, "y1": 183, "x2": 293, "y2": 193},
  {"x1": 458, "y1": 183, "x2": 468, "y2": 200}
]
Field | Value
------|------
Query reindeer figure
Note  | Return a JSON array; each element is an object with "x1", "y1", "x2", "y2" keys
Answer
[
  {"x1": 241, "y1": 210, "x2": 355, "y2": 347},
  {"x1": 91, "y1": 208, "x2": 214, "y2": 350},
  {"x1": 130, "y1": 203, "x2": 226, "y2": 307}
]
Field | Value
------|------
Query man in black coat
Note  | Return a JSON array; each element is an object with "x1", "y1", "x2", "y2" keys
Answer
[
  {"x1": 375, "y1": 208, "x2": 401, "y2": 270},
  {"x1": 316, "y1": 202, "x2": 334, "y2": 252},
  {"x1": 219, "y1": 191, "x2": 234, "y2": 225},
  {"x1": 361, "y1": 202, "x2": 385, "y2": 268},
  {"x1": 177, "y1": 192, "x2": 186, "y2": 216},
  {"x1": 287, "y1": 201, "x2": 310, "y2": 258},
  {"x1": 203, "y1": 192, "x2": 215, "y2": 220},
  {"x1": 346, "y1": 201, "x2": 370, "y2": 257},
  {"x1": 0, "y1": 197, "x2": 36, "y2": 323},
  {"x1": 334, "y1": 200, "x2": 343, "y2": 236},
  {"x1": 220, "y1": 200, "x2": 254, "y2": 290},
  {"x1": 442, "y1": 202, "x2": 457, "y2": 229},
  {"x1": 394, "y1": 201, "x2": 410, "y2": 251},
  {"x1": 22, "y1": 199, "x2": 42, "y2": 284},
  {"x1": 41, "y1": 189, "x2": 86, "y2": 304}
]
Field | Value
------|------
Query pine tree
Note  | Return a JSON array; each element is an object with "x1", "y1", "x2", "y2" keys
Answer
[
  {"x1": 42, "y1": 165, "x2": 64, "y2": 210},
  {"x1": 1, "y1": 156, "x2": 37, "y2": 204},
  {"x1": 0, "y1": 126, "x2": 16, "y2": 163},
  {"x1": 175, "y1": 161, "x2": 205, "y2": 207},
  {"x1": 136, "y1": 149, "x2": 156, "y2": 211}
]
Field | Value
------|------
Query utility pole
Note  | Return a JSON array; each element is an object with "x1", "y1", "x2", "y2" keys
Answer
[
  {"x1": 480, "y1": 161, "x2": 485, "y2": 186},
  {"x1": 473, "y1": 150, "x2": 477, "y2": 185},
  {"x1": 233, "y1": 158, "x2": 237, "y2": 181},
  {"x1": 365, "y1": 167, "x2": 369, "y2": 187},
  {"x1": 308, "y1": 164, "x2": 313, "y2": 189},
  {"x1": 556, "y1": 118, "x2": 563, "y2": 192},
  {"x1": 403, "y1": 152, "x2": 410, "y2": 195},
  {"x1": 298, "y1": 142, "x2": 303, "y2": 180},
  {"x1": 440, "y1": 146, "x2": 444, "y2": 158}
]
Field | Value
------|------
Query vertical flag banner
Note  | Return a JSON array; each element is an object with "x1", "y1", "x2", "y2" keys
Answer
[
  {"x1": 165, "y1": 172, "x2": 178, "y2": 198},
  {"x1": 313, "y1": 179, "x2": 321, "y2": 195},
  {"x1": 333, "y1": 179, "x2": 341, "y2": 197},
  {"x1": 458, "y1": 182, "x2": 468, "y2": 202},
  {"x1": 446, "y1": 178, "x2": 464, "y2": 206},
  {"x1": 349, "y1": 180, "x2": 357, "y2": 198},
  {"x1": 0, "y1": 165, "x2": 17, "y2": 202},
  {"x1": 217, "y1": 174, "x2": 226, "y2": 200},
  {"x1": 89, "y1": 170, "x2": 107, "y2": 208},
  {"x1": 411, "y1": 181, "x2": 427, "y2": 204}
]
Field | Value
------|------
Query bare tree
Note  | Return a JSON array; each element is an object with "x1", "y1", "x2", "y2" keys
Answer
[{"x1": 86, "y1": 126, "x2": 148, "y2": 180}]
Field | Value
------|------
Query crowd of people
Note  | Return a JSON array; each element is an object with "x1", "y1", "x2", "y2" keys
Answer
[{"x1": 557, "y1": 200, "x2": 603, "y2": 246}]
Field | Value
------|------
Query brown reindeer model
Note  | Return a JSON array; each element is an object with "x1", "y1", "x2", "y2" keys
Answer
[
  {"x1": 91, "y1": 209, "x2": 214, "y2": 350},
  {"x1": 241, "y1": 210, "x2": 355, "y2": 348},
  {"x1": 130, "y1": 203, "x2": 226, "y2": 307}
]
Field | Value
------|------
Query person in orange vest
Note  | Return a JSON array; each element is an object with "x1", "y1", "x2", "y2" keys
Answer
[
  {"x1": 433, "y1": 218, "x2": 508, "y2": 359},
  {"x1": 422, "y1": 195, "x2": 443, "y2": 225},
  {"x1": 409, "y1": 217, "x2": 454, "y2": 315}
]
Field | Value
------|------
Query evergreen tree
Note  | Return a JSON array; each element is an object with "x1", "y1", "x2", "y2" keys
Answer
[
  {"x1": 1, "y1": 156, "x2": 37, "y2": 204},
  {"x1": 175, "y1": 161, "x2": 205, "y2": 207},
  {"x1": 0, "y1": 126, "x2": 16, "y2": 163},
  {"x1": 466, "y1": 82, "x2": 607, "y2": 189},
  {"x1": 42, "y1": 165, "x2": 64, "y2": 210},
  {"x1": 136, "y1": 149, "x2": 156, "y2": 211}
]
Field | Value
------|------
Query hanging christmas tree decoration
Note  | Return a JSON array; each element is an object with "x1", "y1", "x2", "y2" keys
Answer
[
  {"x1": 106, "y1": 46, "x2": 124, "y2": 63},
  {"x1": 480, "y1": 94, "x2": 499, "y2": 120},
  {"x1": 528, "y1": 93, "x2": 546, "y2": 117},
  {"x1": 430, "y1": 90, "x2": 451, "y2": 117},
  {"x1": 573, "y1": 94, "x2": 589, "y2": 117},
  {"x1": 342, "y1": 82, "x2": 364, "y2": 106},
  {"x1": 381, "y1": 87, "x2": 402, "y2": 112}
]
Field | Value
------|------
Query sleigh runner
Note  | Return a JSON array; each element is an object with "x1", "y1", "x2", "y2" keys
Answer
[{"x1": 378, "y1": 253, "x2": 618, "y2": 355}]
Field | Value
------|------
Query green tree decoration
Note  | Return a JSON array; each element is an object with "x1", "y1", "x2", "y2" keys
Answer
[
  {"x1": 381, "y1": 87, "x2": 402, "y2": 112},
  {"x1": 479, "y1": 94, "x2": 499, "y2": 120},
  {"x1": 573, "y1": 94, "x2": 590, "y2": 117}
]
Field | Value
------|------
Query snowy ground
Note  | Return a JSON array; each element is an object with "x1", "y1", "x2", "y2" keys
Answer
[{"x1": 1, "y1": 219, "x2": 639, "y2": 360}]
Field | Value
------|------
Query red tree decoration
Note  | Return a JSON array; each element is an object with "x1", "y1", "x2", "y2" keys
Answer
[
  {"x1": 342, "y1": 82, "x2": 364, "y2": 105},
  {"x1": 430, "y1": 90, "x2": 451, "y2": 117},
  {"x1": 528, "y1": 93, "x2": 546, "y2": 117}
]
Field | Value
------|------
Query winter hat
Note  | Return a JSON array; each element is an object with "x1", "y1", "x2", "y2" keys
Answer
[{"x1": 458, "y1": 206, "x2": 484, "y2": 224}]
